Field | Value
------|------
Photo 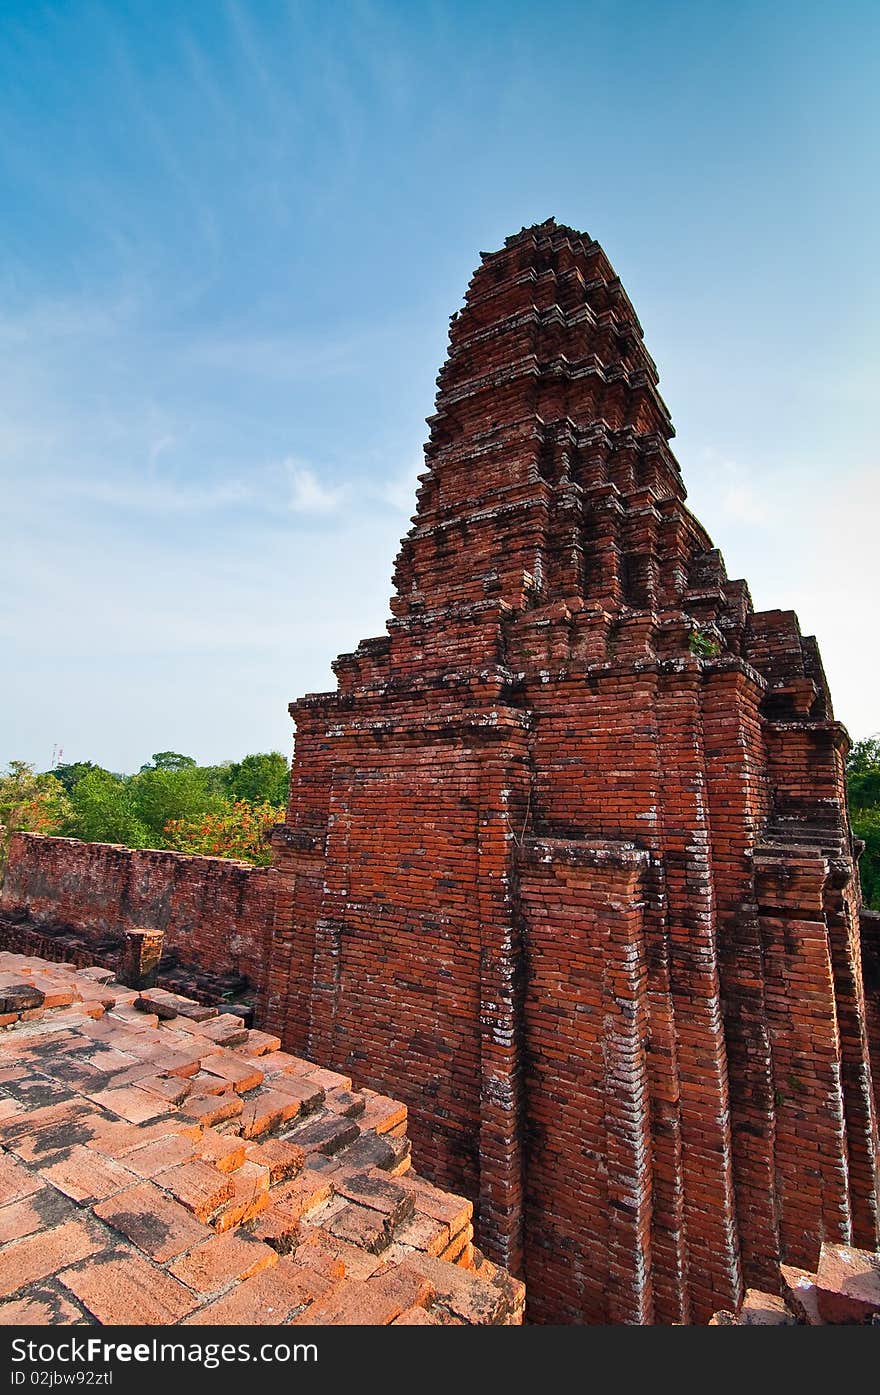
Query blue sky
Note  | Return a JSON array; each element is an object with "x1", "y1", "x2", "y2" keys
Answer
[{"x1": 2, "y1": 0, "x2": 878, "y2": 773}]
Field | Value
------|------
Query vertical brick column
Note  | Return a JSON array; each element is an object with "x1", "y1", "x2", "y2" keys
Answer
[
  {"x1": 656, "y1": 666, "x2": 742, "y2": 1320},
  {"x1": 600, "y1": 855, "x2": 653, "y2": 1325},
  {"x1": 823, "y1": 871, "x2": 880, "y2": 1249},
  {"x1": 262, "y1": 828, "x2": 324, "y2": 1053},
  {"x1": 519, "y1": 839, "x2": 652, "y2": 1323},
  {"x1": 754, "y1": 852, "x2": 851, "y2": 1266},
  {"x1": 116, "y1": 928, "x2": 164, "y2": 990},
  {"x1": 641, "y1": 889, "x2": 689, "y2": 1325},
  {"x1": 861, "y1": 910, "x2": 880, "y2": 1120},
  {"x1": 701, "y1": 663, "x2": 781, "y2": 1290},
  {"x1": 475, "y1": 738, "x2": 529, "y2": 1277},
  {"x1": 306, "y1": 767, "x2": 352, "y2": 1068}
]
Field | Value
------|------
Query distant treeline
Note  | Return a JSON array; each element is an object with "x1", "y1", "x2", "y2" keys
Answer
[
  {"x1": 848, "y1": 737, "x2": 880, "y2": 911},
  {"x1": 0, "y1": 751, "x2": 289, "y2": 874}
]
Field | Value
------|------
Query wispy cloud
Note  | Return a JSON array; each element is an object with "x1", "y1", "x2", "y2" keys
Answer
[
  {"x1": 286, "y1": 459, "x2": 348, "y2": 515},
  {"x1": 371, "y1": 462, "x2": 422, "y2": 513},
  {"x1": 148, "y1": 434, "x2": 177, "y2": 468}
]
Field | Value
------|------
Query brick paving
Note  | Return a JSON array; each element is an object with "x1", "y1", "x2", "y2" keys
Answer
[{"x1": 0, "y1": 953, "x2": 524, "y2": 1326}]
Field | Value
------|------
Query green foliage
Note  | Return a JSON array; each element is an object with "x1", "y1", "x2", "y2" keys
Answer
[
  {"x1": 0, "y1": 761, "x2": 72, "y2": 881},
  {"x1": 139, "y1": 752, "x2": 197, "y2": 773},
  {"x1": 688, "y1": 628, "x2": 721, "y2": 659},
  {"x1": 66, "y1": 769, "x2": 150, "y2": 848},
  {"x1": 129, "y1": 766, "x2": 226, "y2": 843},
  {"x1": 847, "y1": 735, "x2": 880, "y2": 910},
  {"x1": 847, "y1": 736, "x2": 880, "y2": 812},
  {"x1": 223, "y1": 752, "x2": 289, "y2": 808},
  {"x1": 200, "y1": 761, "x2": 235, "y2": 797},
  {"x1": 45, "y1": 760, "x2": 102, "y2": 794},
  {"x1": 164, "y1": 800, "x2": 283, "y2": 866},
  {"x1": 6, "y1": 748, "x2": 290, "y2": 867}
]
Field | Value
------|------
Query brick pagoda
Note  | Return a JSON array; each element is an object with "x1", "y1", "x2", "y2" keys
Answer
[{"x1": 260, "y1": 219, "x2": 880, "y2": 1323}]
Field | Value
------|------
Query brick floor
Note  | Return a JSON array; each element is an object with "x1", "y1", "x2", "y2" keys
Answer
[{"x1": 0, "y1": 954, "x2": 524, "y2": 1326}]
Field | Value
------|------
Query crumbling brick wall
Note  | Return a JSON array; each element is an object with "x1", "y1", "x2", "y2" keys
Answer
[
  {"x1": 862, "y1": 911, "x2": 880, "y2": 1119},
  {"x1": 0, "y1": 832, "x2": 274, "y2": 993},
  {"x1": 260, "y1": 220, "x2": 880, "y2": 1324}
]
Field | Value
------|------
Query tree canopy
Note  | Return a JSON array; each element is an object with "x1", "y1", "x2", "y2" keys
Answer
[
  {"x1": 848, "y1": 736, "x2": 880, "y2": 910},
  {"x1": 0, "y1": 761, "x2": 72, "y2": 879},
  {"x1": 67, "y1": 768, "x2": 150, "y2": 848},
  {"x1": 139, "y1": 752, "x2": 198, "y2": 773},
  {"x1": 223, "y1": 752, "x2": 289, "y2": 808},
  {"x1": 0, "y1": 749, "x2": 291, "y2": 872}
]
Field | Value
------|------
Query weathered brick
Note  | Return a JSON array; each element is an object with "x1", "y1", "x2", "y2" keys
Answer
[
  {"x1": 0, "y1": 1219, "x2": 104, "y2": 1297},
  {"x1": 0, "y1": 1188, "x2": 76, "y2": 1245},
  {"x1": 816, "y1": 1242, "x2": 880, "y2": 1323},
  {"x1": 209, "y1": 1161, "x2": 271, "y2": 1232},
  {"x1": 0, "y1": 1152, "x2": 43, "y2": 1206},
  {"x1": 0, "y1": 1284, "x2": 86, "y2": 1325},
  {"x1": 41, "y1": 1146, "x2": 138, "y2": 1204},
  {"x1": 60, "y1": 1249, "x2": 198, "y2": 1324},
  {"x1": 94, "y1": 1181, "x2": 213, "y2": 1261},
  {"x1": 158, "y1": 1162, "x2": 234, "y2": 1221},
  {"x1": 183, "y1": 1256, "x2": 335, "y2": 1324},
  {"x1": 200, "y1": 1053, "x2": 264, "y2": 1094},
  {"x1": 169, "y1": 1231, "x2": 278, "y2": 1295}
]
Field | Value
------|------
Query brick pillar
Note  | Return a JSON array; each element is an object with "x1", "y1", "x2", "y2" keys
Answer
[
  {"x1": 754, "y1": 851, "x2": 851, "y2": 1267},
  {"x1": 518, "y1": 838, "x2": 653, "y2": 1323},
  {"x1": 861, "y1": 910, "x2": 880, "y2": 1121},
  {"x1": 261, "y1": 826, "x2": 323, "y2": 1051},
  {"x1": 656, "y1": 666, "x2": 742, "y2": 1321},
  {"x1": 475, "y1": 737, "x2": 529, "y2": 1277},
  {"x1": 601, "y1": 856, "x2": 653, "y2": 1325},
  {"x1": 701, "y1": 663, "x2": 781, "y2": 1291},
  {"x1": 824, "y1": 871, "x2": 880, "y2": 1249},
  {"x1": 117, "y1": 928, "x2": 164, "y2": 990},
  {"x1": 305, "y1": 768, "x2": 352, "y2": 1068}
]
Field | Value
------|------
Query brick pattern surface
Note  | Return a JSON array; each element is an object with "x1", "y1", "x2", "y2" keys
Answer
[
  {"x1": 257, "y1": 219, "x2": 880, "y2": 1323},
  {"x1": 0, "y1": 953, "x2": 524, "y2": 1326},
  {"x1": 862, "y1": 911, "x2": 880, "y2": 1121},
  {"x1": 0, "y1": 836, "x2": 275, "y2": 1002}
]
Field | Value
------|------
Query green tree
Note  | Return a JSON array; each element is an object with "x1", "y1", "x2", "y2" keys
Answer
[
  {"x1": 139, "y1": 752, "x2": 197, "y2": 773},
  {"x1": 200, "y1": 761, "x2": 235, "y2": 797},
  {"x1": 0, "y1": 761, "x2": 72, "y2": 881},
  {"x1": 45, "y1": 760, "x2": 103, "y2": 794},
  {"x1": 129, "y1": 766, "x2": 225, "y2": 844},
  {"x1": 66, "y1": 769, "x2": 150, "y2": 848},
  {"x1": 855, "y1": 809, "x2": 880, "y2": 910},
  {"x1": 847, "y1": 736, "x2": 880, "y2": 813},
  {"x1": 223, "y1": 752, "x2": 289, "y2": 807},
  {"x1": 847, "y1": 735, "x2": 880, "y2": 911}
]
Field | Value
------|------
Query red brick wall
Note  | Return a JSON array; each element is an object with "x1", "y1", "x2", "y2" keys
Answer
[
  {"x1": 0, "y1": 833, "x2": 274, "y2": 991},
  {"x1": 261, "y1": 220, "x2": 880, "y2": 1324},
  {"x1": 518, "y1": 840, "x2": 651, "y2": 1323},
  {"x1": 862, "y1": 911, "x2": 880, "y2": 1120},
  {"x1": 264, "y1": 714, "x2": 531, "y2": 1242}
]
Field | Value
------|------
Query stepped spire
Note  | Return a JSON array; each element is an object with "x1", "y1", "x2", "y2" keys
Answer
[{"x1": 262, "y1": 223, "x2": 879, "y2": 1324}]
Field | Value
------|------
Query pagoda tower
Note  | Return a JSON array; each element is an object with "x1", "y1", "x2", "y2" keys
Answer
[{"x1": 260, "y1": 220, "x2": 879, "y2": 1322}]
